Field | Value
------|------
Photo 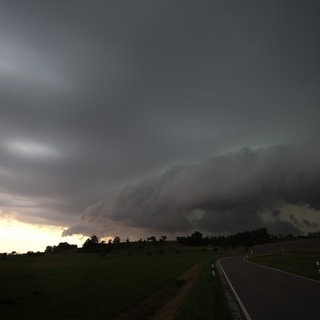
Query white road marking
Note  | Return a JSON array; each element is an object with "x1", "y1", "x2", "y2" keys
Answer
[{"x1": 217, "y1": 258, "x2": 253, "y2": 320}]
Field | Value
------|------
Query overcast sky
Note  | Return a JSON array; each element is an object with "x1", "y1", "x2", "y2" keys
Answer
[{"x1": 0, "y1": 1, "x2": 319, "y2": 240}]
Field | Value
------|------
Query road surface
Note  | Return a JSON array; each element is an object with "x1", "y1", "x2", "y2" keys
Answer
[{"x1": 218, "y1": 256, "x2": 320, "y2": 320}]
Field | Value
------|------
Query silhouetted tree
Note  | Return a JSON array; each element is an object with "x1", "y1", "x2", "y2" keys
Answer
[
  {"x1": 53, "y1": 242, "x2": 77, "y2": 253},
  {"x1": 113, "y1": 236, "x2": 120, "y2": 244},
  {"x1": 148, "y1": 236, "x2": 157, "y2": 245},
  {"x1": 251, "y1": 228, "x2": 270, "y2": 244},
  {"x1": 138, "y1": 238, "x2": 144, "y2": 249},
  {"x1": 82, "y1": 235, "x2": 114, "y2": 252},
  {"x1": 190, "y1": 231, "x2": 203, "y2": 246},
  {"x1": 90, "y1": 235, "x2": 99, "y2": 243},
  {"x1": 45, "y1": 246, "x2": 53, "y2": 253},
  {"x1": 308, "y1": 232, "x2": 320, "y2": 238},
  {"x1": 83, "y1": 235, "x2": 100, "y2": 251},
  {"x1": 159, "y1": 235, "x2": 167, "y2": 243}
]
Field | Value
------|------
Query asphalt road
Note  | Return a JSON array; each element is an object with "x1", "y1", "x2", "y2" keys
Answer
[{"x1": 218, "y1": 256, "x2": 320, "y2": 320}]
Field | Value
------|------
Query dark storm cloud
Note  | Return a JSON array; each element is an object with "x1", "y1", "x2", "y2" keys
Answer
[
  {"x1": 0, "y1": 1, "x2": 319, "y2": 234},
  {"x1": 64, "y1": 144, "x2": 320, "y2": 237}
]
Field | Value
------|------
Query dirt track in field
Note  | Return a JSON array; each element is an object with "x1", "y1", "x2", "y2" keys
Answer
[{"x1": 114, "y1": 264, "x2": 200, "y2": 320}]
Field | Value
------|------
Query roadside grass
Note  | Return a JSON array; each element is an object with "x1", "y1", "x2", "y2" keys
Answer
[
  {"x1": 0, "y1": 247, "x2": 231, "y2": 319},
  {"x1": 249, "y1": 252, "x2": 320, "y2": 281},
  {"x1": 176, "y1": 254, "x2": 232, "y2": 320}
]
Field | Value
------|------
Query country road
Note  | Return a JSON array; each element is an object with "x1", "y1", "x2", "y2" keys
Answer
[{"x1": 218, "y1": 256, "x2": 320, "y2": 320}]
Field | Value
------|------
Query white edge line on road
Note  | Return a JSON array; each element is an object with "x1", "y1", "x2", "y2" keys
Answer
[
  {"x1": 217, "y1": 258, "x2": 253, "y2": 320},
  {"x1": 244, "y1": 257, "x2": 320, "y2": 284}
]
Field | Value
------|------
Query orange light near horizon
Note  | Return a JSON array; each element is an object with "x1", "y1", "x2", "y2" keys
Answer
[{"x1": 0, "y1": 216, "x2": 84, "y2": 254}]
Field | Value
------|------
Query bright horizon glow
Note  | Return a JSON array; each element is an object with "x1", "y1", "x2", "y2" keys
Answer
[{"x1": 0, "y1": 216, "x2": 86, "y2": 254}]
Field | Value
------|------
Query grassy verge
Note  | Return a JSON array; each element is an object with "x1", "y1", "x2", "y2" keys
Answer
[
  {"x1": 0, "y1": 247, "x2": 228, "y2": 319},
  {"x1": 249, "y1": 253, "x2": 320, "y2": 281},
  {"x1": 176, "y1": 254, "x2": 232, "y2": 320}
]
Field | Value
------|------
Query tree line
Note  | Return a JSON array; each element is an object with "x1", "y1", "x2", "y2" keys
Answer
[
  {"x1": 38, "y1": 228, "x2": 320, "y2": 254},
  {"x1": 176, "y1": 228, "x2": 271, "y2": 248},
  {"x1": 2, "y1": 228, "x2": 317, "y2": 256}
]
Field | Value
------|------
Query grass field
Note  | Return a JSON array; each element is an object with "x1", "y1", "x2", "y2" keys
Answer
[
  {"x1": 176, "y1": 258, "x2": 232, "y2": 320},
  {"x1": 0, "y1": 246, "x2": 231, "y2": 319},
  {"x1": 249, "y1": 252, "x2": 320, "y2": 281}
]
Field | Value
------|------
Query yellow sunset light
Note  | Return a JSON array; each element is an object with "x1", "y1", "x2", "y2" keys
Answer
[{"x1": 0, "y1": 216, "x2": 84, "y2": 254}]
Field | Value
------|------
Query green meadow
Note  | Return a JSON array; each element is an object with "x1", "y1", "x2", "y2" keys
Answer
[
  {"x1": 249, "y1": 253, "x2": 320, "y2": 281},
  {"x1": 0, "y1": 247, "x2": 231, "y2": 319}
]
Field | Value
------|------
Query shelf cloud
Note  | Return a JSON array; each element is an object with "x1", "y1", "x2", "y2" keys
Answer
[{"x1": 63, "y1": 143, "x2": 320, "y2": 238}]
